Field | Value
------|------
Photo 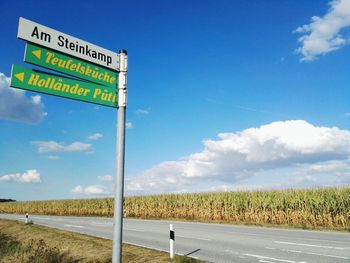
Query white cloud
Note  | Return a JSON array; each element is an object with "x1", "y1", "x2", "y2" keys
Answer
[
  {"x1": 98, "y1": 175, "x2": 113, "y2": 181},
  {"x1": 295, "y1": 0, "x2": 350, "y2": 61},
  {"x1": 127, "y1": 120, "x2": 350, "y2": 194},
  {"x1": 0, "y1": 170, "x2": 41, "y2": 183},
  {"x1": 136, "y1": 109, "x2": 150, "y2": 115},
  {"x1": 31, "y1": 141, "x2": 92, "y2": 153},
  {"x1": 72, "y1": 185, "x2": 110, "y2": 195},
  {"x1": 72, "y1": 185, "x2": 83, "y2": 193},
  {"x1": 306, "y1": 160, "x2": 349, "y2": 173},
  {"x1": 87, "y1": 133, "x2": 103, "y2": 141},
  {"x1": 0, "y1": 73, "x2": 47, "y2": 123},
  {"x1": 292, "y1": 175, "x2": 318, "y2": 184},
  {"x1": 126, "y1": 122, "x2": 133, "y2": 129},
  {"x1": 305, "y1": 159, "x2": 350, "y2": 182}
]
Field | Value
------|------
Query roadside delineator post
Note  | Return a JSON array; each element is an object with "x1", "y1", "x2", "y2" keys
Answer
[
  {"x1": 25, "y1": 213, "x2": 29, "y2": 224},
  {"x1": 170, "y1": 224, "x2": 175, "y2": 259}
]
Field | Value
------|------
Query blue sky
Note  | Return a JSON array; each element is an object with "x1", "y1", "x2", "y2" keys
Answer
[{"x1": 1, "y1": 0, "x2": 350, "y2": 200}]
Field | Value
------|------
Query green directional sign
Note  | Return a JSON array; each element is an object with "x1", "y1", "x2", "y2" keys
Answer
[
  {"x1": 24, "y1": 43, "x2": 118, "y2": 88},
  {"x1": 10, "y1": 64, "x2": 118, "y2": 108}
]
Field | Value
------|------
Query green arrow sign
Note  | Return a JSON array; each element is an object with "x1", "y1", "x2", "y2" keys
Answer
[
  {"x1": 24, "y1": 43, "x2": 118, "y2": 88},
  {"x1": 10, "y1": 64, "x2": 118, "y2": 108}
]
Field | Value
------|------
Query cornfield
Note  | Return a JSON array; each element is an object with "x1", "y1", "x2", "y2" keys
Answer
[{"x1": 0, "y1": 187, "x2": 349, "y2": 230}]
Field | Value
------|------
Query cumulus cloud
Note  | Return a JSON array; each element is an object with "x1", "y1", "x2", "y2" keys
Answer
[
  {"x1": 126, "y1": 122, "x2": 133, "y2": 129},
  {"x1": 87, "y1": 133, "x2": 103, "y2": 141},
  {"x1": 295, "y1": 0, "x2": 350, "y2": 61},
  {"x1": 305, "y1": 159, "x2": 350, "y2": 183},
  {"x1": 0, "y1": 73, "x2": 47, "y2": 123},
  {"x1": 98, "y1": 175, "x2": 113, "y2": 181},
  {"x1": 0, "y1": 170, "x2": 41, "y2": 183},
  {"x1": 31, "y1": 141, "x2": 92, "y2": 153},
  {"x1": 136, "y1": 109, "x2": 150, "y2": 115},
  {"x1": 72, "y1": 185, "x2": 110, "y2": 195},
  {"x1": 127, "y1": 120, "x2": 350, "y2": 194}
]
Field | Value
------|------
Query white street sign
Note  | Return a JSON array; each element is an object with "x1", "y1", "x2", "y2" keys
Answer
[{"x1": 17, "y1": 17, "x2": 119, "y2": 71}]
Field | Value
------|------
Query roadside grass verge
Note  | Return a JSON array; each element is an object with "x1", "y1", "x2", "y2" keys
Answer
[
  {"x1": 0, "y1": 233, "x2": 77, "y2": 263},
  {"x1": 0, "y1": 219, "x2": 203, "y2": 263}
]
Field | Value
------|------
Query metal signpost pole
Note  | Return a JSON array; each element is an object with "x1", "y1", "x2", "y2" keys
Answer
[{"x1": 112, "y1": 50, "x2": 128, "y2": 263}]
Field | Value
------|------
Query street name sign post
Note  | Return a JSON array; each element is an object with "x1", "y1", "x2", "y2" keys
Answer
[
  {"x1": 17, "y1": 17, "x2": 119, "y2": 70},
  {"x1": 10, "y1": 17, "x2": 127, "y2": 263},
  {"x1": 24, "y1": 43, "x2": 118, "y2": 88},
  {"x1": 11, "y1": 64, "x2": 118, "y2": 107}
]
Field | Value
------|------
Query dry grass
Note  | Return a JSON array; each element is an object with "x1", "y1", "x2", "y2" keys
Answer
[
  {"x1": 0, "y1": 219, "x2": 112, "y2": 262},
  {"x1": 0, "y1": 219, "x2": 195, "y2": 263},
  {"x1": 0, "y1": 187, "x2": 349, "y2": 230}
]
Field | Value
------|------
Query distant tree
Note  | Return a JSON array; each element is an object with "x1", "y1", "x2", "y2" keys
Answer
[{"x1": 0, "y1": 199, "x2": 16, "y2": 202}]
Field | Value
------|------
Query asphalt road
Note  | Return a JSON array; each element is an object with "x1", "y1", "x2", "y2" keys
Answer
[{"x1": 0, "y1": 213, "x2": 349, "y2": 263}]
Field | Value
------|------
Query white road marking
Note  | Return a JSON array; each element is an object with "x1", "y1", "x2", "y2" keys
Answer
[
  {"x1": 124, "y1": 228, "x2": 145, "y2": 232},
  {"x1": 259, "y1": 260, "x2": 277, "y2": 263},
  {"x1": 274, "y1": 241, "x2": 350, "y2": 250},
  {"x1": 31, "y1": 216, "x2": 63, "y2": 221},
  {"x1": 244, "y1": 253, "x2": 306, "y2": 263},
  {"x1": 91, "y1": 221, "x2": 113, "y2": 226},
  {"x1": 177, "y1": 235, "x2": 211, "y2": 241},
  {"x1": 225, "y1": 249, "x2": 242, "y2": 258},
  {"x1": 296, "y1": 237, "x2": 350, "y2": 244},
  {"x1": 63, "y1": 224, "x2": 85, "y2": 229},
  {"x1": 279, "y1": 247, "x2": 350, "y2": 260}
]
